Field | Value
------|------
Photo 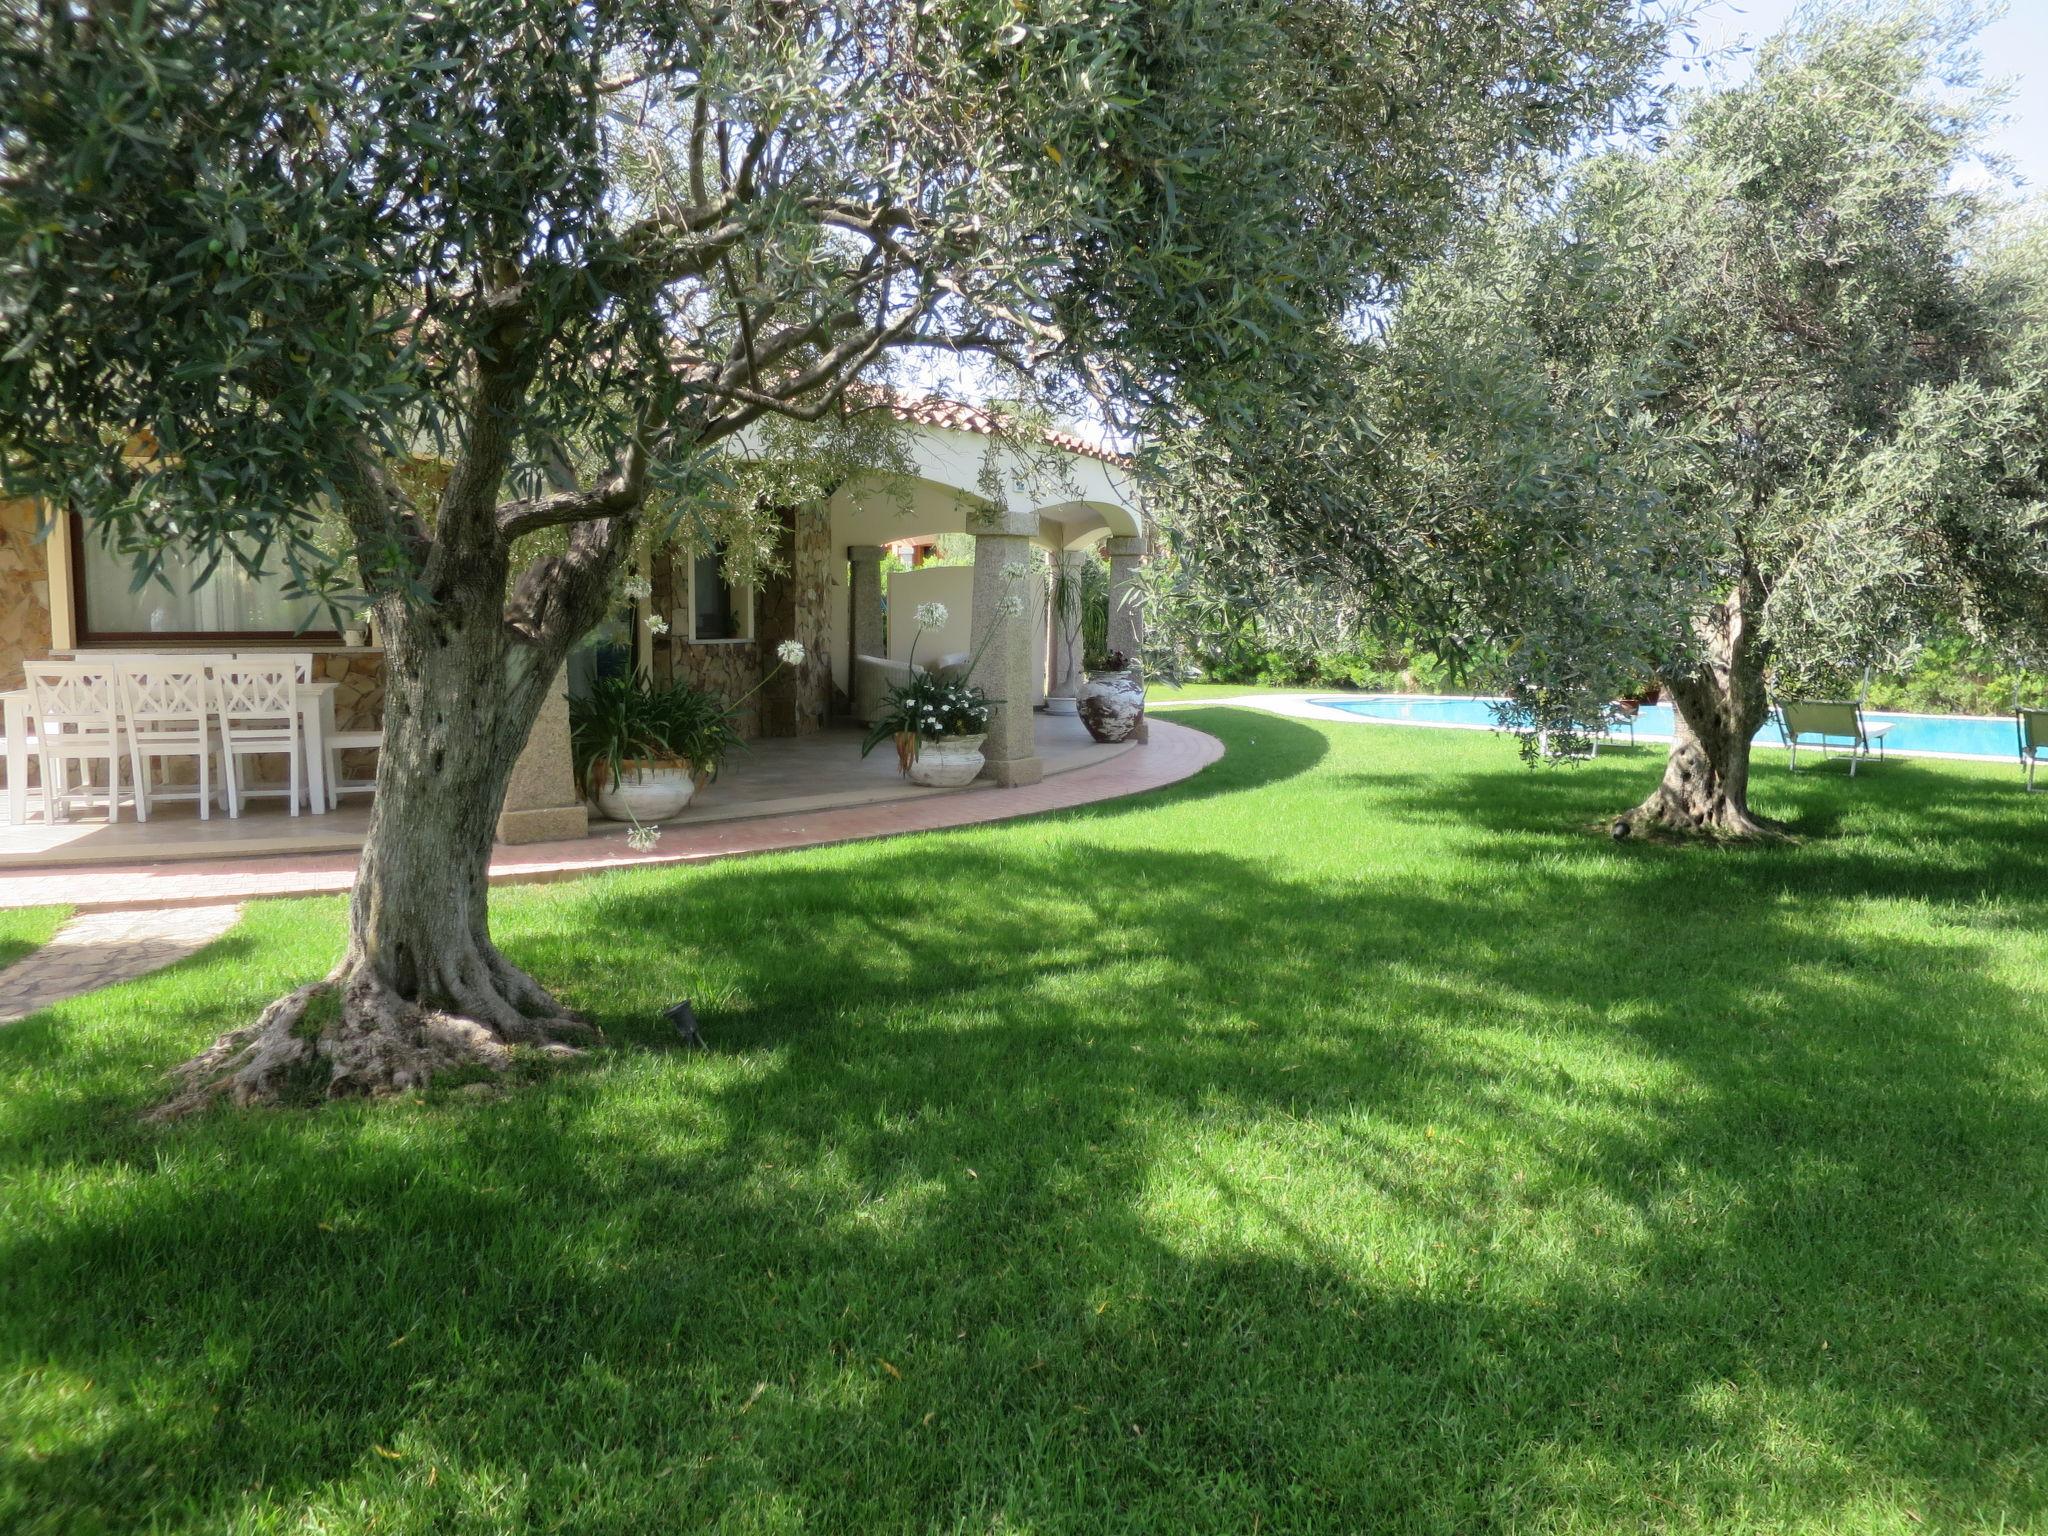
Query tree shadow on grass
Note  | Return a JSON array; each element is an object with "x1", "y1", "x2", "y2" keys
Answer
[
  {"x1": 3, "y1": 716, "x2": 2046, "y2": 1530},
  {"x1": 1351, "y1": 746, "x2": 2048, "y2": 906}
]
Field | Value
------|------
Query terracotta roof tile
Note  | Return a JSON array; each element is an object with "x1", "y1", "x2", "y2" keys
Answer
[{"x1": 860, "y1": 390, "x2": 1129, "y2": 467}]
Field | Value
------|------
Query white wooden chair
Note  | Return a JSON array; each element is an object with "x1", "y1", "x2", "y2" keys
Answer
[
  {"x1": 255, "y1": 651, "x2": 380, "y2": 807},
  {"x1": 236, "y1": 650, "x2": 315, "y2": 682},
  {"x1": 26, "y1": 662, "x2": 129, "y2": 822},
  {"x1": 117, "y1": 661, "x2": 222, "y2": 822},
  {"x1": 2, "y1": 714, "x2": 43, "y2": 825},
  {"x1": 234, "y1": 652, "x2": 325, "y2": 808},
  {"x1": 324, "y1": 726, "x2": 383, "y2": 808},
  {"x1": 213, "y1": 660, "x2": 303, "y2": 817}
]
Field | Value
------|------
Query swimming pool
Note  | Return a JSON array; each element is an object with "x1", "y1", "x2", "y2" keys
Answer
[{"x1": 1312, "y1": 694, "x2": 2024, "y2": 762}]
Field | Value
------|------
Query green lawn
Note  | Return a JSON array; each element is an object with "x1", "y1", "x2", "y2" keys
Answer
[
  {"x1": 1149, "y1": 680, "x2": 1330, "y2": 703},
  {"x1": 5, "y1": 710, "x2": 2047, "y2": 1533},
  {"x1": 0, "y1": 905, "x2": 67, "y2": 971}
]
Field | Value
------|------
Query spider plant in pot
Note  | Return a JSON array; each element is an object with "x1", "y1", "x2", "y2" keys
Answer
[
  {"x1": 572, "y1": 639, "x2": 807, "y2": 829},
  {"x1": 1045, "y1": 549, "x2": 1109, "y2": 715}
]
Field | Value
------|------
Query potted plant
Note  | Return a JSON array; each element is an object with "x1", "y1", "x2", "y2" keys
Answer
[
  {"x1": 860, "y1": 574, "x2": 1026, "y2": 785},
  {"x1": 571, "y1": 673, "x2": 744, "y2": 823},
  {"x1": 572, "y1": 639, "x2": 810, "y2": 833},
  {"x1": 1077, "y1": 647, "x2": 1145, "y2": 743},
  {"x1": 861, "y1": 670, "x2": 997, "y2": 785}
]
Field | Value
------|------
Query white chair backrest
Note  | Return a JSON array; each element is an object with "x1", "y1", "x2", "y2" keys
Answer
[
  {"x1": 119, "y1": 663, "x2": 212, "y2": 730},
  {"x1": 59, "y1": 651, "x2": 177, "y2": 668},
  {"x1": 236, "y1": 651, "x2": 315, "y2": 683},
  {"x1": 214, "y1": 661, "x2": 300, "y2": 728},
  {"x1": 27, "y1": 662, "x2": 120, "y2": 733}
]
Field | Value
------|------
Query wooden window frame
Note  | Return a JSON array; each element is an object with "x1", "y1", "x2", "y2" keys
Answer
[
  {"x1": 67, "y1": 511, "x2": 346, "y2": 647},
  {"x1": 682, "y1": 546, "x2": 755, "y2": 646}
]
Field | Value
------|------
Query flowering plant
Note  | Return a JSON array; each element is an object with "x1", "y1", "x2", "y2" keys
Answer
[
  {"x1": 860, "y1": 671, "x2": 995, "y2": 758},
  {"x1": 570, "y1": 673, "x2": 744, "y2": 795},
  {"x1": 859, "y1": 563, "x2": 1026, "y2": 771},
  {"x1": 570, "y1": 639, "x2": 808, "y2": 796}
]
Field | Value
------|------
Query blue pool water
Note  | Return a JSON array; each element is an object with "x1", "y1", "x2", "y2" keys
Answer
[{"x1": 1314, "y1": 694, "x2": 2024, "y2": 761}]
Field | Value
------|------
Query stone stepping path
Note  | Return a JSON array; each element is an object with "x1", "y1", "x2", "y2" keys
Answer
[{"x1": 0, "y1": 904, "x2": 243, "y2": 1023}]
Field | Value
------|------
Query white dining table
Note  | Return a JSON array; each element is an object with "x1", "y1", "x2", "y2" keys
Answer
[{"x1": 3, "y1": 679, "x2": 338, "y2": 825}]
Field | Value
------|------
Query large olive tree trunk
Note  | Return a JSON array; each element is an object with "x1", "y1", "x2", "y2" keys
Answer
[
  {"x1": 156, "y1": 591, "x2": 599, "y2": 1116},
  {"x1": 155, "y1": 359, "x2": 642, "y2": 1117},
  {"x1": 1619, "y1": 577, "x2": 1781, "y2": 841}
]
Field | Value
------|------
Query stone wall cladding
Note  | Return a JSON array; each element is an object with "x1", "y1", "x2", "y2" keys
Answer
[
  {"x1": 0, "y1": 499, "x2": 55, "y2": 694},
  {"x1": 651, "y1": 502, "x2": 832, "y2": 740},
  {"x1": 323, "y1": 649, "x2": 385, "y2": 781},
  {"x1": 669, "y1": 637, "x2": 764, "y2": 738}
]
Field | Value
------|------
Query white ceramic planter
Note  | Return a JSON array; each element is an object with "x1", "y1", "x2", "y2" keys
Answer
[
  {"x1": 595, "y1": 761, "x2": 697, "y2": 823},
  {"x1": 1044, "y1": 695, "x2": 1079, "y2": 716},
  {"x1": 1077, "y1": 669, "x2": 1145, "y2": 744},
  {"x1": 908, "y1": 733, "x2": 987, "y2": 787}
]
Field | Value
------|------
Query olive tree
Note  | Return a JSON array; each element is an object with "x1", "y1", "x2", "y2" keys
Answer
[
  {"x1": 1162, "y1": 4, "x2": 2048, "y2": 839},
  {"x1": 1446, "y1": 7, "x2": 2048, "y2": 838},
  {"x1": 0, "y1": 0, "x2": 1663, "y2": 1108}
]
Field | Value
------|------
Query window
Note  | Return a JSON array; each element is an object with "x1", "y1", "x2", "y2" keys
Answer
[
  {"x1": 688, "y1": 547, "x2": 753, "y2": 643},
  {"x1": 72, "y1": 516, "x2": 338, "y2": 641}
]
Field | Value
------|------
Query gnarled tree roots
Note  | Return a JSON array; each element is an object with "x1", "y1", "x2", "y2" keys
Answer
[
  {"x1": 150, "y1": 948, "x2": 598, "y2": 1119},
  {"x1": 1613, "y1": 784, "x2": 1788, "y2": 843}
]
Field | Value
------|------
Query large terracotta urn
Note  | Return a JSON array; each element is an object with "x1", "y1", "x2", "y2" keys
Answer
[{"x1": 1077, "y1": 668, "x2": 1145, "y2": 744}]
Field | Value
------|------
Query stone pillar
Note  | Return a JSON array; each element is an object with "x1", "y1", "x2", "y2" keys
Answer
[
  {"x1": 847, "y1": 545, "x2": 886, "y2": 668},
  {"x1": 1105, "y1": 535, "x2": 1149, "y2": 743},
  {"x1": 1046, "y1": 549, "x2": 1088, "y2": 713},
  {"x1": 968, "y1": 516, "x2": 1043, "y2": 785},
  {"x1": 496, "y1": 665, "x2": 589, "y2": 845},
  {"x1": 1105, "y1": 535, "x2": 1147, "y2": 661}
]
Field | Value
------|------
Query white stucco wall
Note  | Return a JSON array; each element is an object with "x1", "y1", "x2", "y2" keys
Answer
[{"x1": 884, "y1": 566, "x2": 976, "y2": 666}]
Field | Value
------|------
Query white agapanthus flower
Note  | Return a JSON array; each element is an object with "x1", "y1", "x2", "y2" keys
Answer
[
  {"x1": 915, "y1": 601, "x2": 949, "y2": 631},
  {"x1": 644, "y1": 613, "x2": 670, "y2": 636},
  {"x1": 995, "y1": 593, "x2": 1026, "y2": 620},
  {"x1": 625, "y1": 823, "x2": 661, "y2": 853},
  {"x1": 621, "y1": 575, "x2": 653, "y2": 602},
  {"x1": 1001, "y1": 560, "x2": 1032, "y2": 582},
  {"x1": 776, "y1": 639, "x2": 806, "y2": 666}
]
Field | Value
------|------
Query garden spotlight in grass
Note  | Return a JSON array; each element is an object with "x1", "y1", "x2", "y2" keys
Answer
[{"x1": 664, "y1": 999, "x2": 704, "y2": 1049}]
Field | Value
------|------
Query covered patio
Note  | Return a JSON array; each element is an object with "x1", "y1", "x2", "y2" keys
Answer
[{"x1": 0, "y1": 395, "x2": 1157, "y2": 875}]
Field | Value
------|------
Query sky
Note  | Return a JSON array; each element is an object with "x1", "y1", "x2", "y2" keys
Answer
[{"x1": 1663, "y1": 0, "x2": 2048, "y2": 192}]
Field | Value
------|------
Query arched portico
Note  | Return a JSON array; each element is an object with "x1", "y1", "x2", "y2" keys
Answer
[
  {"x1": 639, "y1": 404, "x2": 1147, "y2": 791},
  {"x1": 813, "y1": 417, "x2": 1147, "y2": 784}
]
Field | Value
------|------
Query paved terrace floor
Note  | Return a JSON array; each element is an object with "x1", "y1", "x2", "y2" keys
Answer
[
  {"x1": 0, "y1": 716, "x2": 1221, "y2": 912},
  {"x1": 0, "y1": 714, "x2": 1134, "y2": 871}
]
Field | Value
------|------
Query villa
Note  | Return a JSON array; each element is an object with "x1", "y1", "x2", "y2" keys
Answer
[{"x1": 0, "y1": 398, "x2": 1153, "y2": 869}]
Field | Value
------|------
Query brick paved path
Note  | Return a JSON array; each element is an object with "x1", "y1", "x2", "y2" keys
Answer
[{"x1": 0, "y1": 904, "x2": 244, "y2": 1023}]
